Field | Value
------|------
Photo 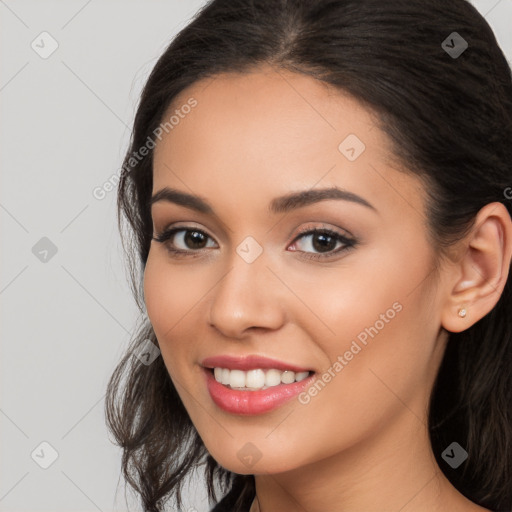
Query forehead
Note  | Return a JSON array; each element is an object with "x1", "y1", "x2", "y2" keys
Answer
[
  {"x1": 154, "y1": 65, "x2": 380, "y2": 171},
  {"x1": 151, "y1": 65, "x2": 424, "y2": 222}
]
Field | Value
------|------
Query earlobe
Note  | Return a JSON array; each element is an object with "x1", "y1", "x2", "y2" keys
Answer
[{"x1": 440, "y1": 202, "x2": 512, "y2": 333}]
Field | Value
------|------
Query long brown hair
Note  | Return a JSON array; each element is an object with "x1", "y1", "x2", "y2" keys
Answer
[{"x1": 105, "y1": 1, "x2": 512, "y2": 510}]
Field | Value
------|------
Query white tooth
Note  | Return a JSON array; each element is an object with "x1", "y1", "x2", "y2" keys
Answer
[
  {"x1": 214, "y1": 367, "x2": 310, "y2": 388},
  {"x1": 281, "y1": 370, "x2": 296, "y2": 384},
  {"x1": 295, "y1": 371, "x2": 309, "y2": 382},
  {"x1": 265, "y1": 369, "x2": 282, "y2": 387},
  {"x1": 246, "y1": 369, "x2": 265, "y2": 389},
  {"x1": 214, "y1": 367, "x2": 223, "y2": 382},
  {"x1": 229, "y1": 369, "x2": 246, "y2": 388},
  {"x1": 221, "y1": 368, "x2": 231, "y2": 385}
]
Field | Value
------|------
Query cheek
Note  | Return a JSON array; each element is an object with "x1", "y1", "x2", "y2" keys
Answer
[
  {"x1": 259, "y1": 300, "x2": 433, "y2": 470},
  {"x1": 282, "y1": 242, "x2": 424, "y2": 354},
  {"x1": 310, "y1": 282, "x2": 437, "y2": 435},
  {"x1": 143, "y1": 250, "x2": 202, "y2": 336},
  {"x1": 293, "y1": 244, "x2": 437, "y2": 419},
  {"x1": 142, "y1": 252, "x2": 201, "y2": 380}
]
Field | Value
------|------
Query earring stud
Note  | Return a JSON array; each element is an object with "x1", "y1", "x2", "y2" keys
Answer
[{"x1": 458, "y1": 306, "x2": 467, "y2": 318}]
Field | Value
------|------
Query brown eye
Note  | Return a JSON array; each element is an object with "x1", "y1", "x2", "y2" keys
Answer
[
  {"x1": 153, "y1": 227, "x2": 217, "y2": 254},
  {"x1": 183, "y1": 230, "x2": 208, "y2": 249},
  {"x1": 311, "y1": 232, "x2": 338, "y2": 252},
  {"x1": 290, "y1": 228, "x2": 357, "y2": 260}
]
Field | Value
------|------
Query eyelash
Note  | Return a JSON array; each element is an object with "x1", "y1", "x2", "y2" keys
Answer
[{"x1": 152, "y1": 225, "x2": 357, "y2": 261}]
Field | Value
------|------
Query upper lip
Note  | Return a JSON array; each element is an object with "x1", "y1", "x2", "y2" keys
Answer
[{"x1": 201, "y1": 354, "x2": 313, "y2": 373}]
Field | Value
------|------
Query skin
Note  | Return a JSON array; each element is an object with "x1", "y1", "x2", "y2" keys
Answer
[{"x1": 143, "y1": 63, "x2": 512, "y2": 512}]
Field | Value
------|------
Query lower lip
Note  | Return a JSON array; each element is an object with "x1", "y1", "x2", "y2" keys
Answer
[{"x1": 203, "y1": 367, "x2": 316, "y2": 415}]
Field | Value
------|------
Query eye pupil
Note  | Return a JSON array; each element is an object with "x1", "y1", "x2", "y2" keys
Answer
[
  {"x1": 313, "y1": 233, "x2": 337, "y2": 252},
  {"x1": 186, "y1": 230, "x2": 207, "y2": 249}
]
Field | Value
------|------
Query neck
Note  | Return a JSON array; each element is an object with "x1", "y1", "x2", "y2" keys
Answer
[{"x1": 251, "y1": 409, "x2": 487, "y2": 512}]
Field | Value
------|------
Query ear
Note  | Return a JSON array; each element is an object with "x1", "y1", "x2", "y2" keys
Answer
[{"x1": 441, "y1": 202, "x2": 512, "y2": 333}]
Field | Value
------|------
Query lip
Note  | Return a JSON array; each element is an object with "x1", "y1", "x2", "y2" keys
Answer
[
  {"x1": 200, "y1": 354, "x2": 313, "y2": 373},
  {"x1": 202, "y1": 366, "x2": 316, "y2": 415}
]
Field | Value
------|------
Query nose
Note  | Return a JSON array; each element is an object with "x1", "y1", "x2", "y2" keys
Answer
[{"x1": 207, "y1": 251, "x2": 287, "y2": 339}]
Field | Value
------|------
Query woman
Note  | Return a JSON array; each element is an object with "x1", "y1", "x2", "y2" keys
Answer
[{"x1": 105, "y1": 0, "x2": 512, "y2": 511}]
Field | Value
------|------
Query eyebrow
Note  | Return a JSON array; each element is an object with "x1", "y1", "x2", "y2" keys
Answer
[{"x1": 150, "y1": 186, "x2": 377, "y2": 215}]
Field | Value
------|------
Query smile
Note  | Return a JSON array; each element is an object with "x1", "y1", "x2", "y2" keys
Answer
[
  {"x1": 213, "y1": 367, "x2": 311, "y2": 390},
  {"x1": 202, "y1": 367, "x2": 316, "y2": 415}
]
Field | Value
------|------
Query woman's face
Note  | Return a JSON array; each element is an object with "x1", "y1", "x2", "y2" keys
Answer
[{"x1": 144, "y1": 65, "x2": 450, "y2": 474}]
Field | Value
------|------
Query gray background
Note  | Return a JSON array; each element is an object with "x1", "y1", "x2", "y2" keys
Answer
[{"x1": 1, "y1": 1, "x2": 511, "y2": 511}]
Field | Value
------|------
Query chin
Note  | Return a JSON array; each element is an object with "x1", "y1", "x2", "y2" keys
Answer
[{"x1": 205, "y1": 443, "x2": 305, "y2": 476}]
